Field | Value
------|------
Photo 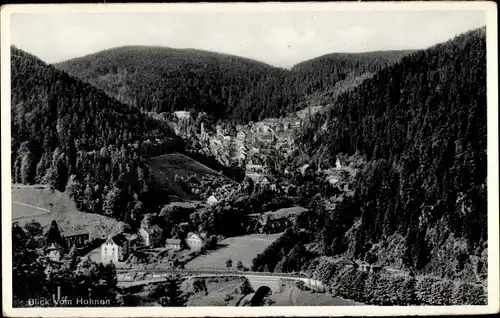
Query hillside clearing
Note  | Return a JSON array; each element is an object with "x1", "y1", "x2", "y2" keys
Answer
[
  {"x1": 149, "y1": 152, "x2": 227, "y2": 199},
  {"x1": 11, "y1": 184, "x2": 121, "y2": 238}
]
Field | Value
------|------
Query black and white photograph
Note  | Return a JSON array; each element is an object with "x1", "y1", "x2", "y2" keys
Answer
[{"x1": 1, "y1": 2, "x2": 498, "y2": 317}]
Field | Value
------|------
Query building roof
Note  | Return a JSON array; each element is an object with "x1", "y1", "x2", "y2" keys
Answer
[
  {"x1": 103, "y1": 233, "x2": 129, "y2": 247},
  {"x1": 166, "y1": 238, "x2": 181, "y2": 245},
  {"x1": 187, "y1": 232, "x2": 206, "y2": 241},
  {"x1": 335, "y1": 258, "x2": 356, "y2": 266},
  {"x1": 163, "y1": 201, "x2": 200, "y2": 210},
  {"x1": 147, "y1": 224, "x2": 162, "y2": 234},
  {"x1": 272, "y1": 206, "x2": 308, "y2": 217},
  {"x1": 264, "y1": 217, "x2": 291, "y2": 228},
  {"x1": 62, "y1": 230, "x2": 89, "y2": 238},
  {"x1": 46, "y1": 242, "x2": 64, "y2": 252}
]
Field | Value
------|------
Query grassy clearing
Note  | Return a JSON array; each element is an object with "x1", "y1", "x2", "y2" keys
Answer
[
  {"x1": 149, "y1": 152, "x2": 224, "y2": 199},
  {"x1": 185, "y1": 233, "x2": 282, "y2": 270},
  {"x1": 150, "y1": 152, "x2": 222, "y2": 179},
  {"x1": 11, "y1": 184, "x2": 121, "y2": 239}
]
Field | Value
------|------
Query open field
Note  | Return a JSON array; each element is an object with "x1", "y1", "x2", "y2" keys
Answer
[
  {"x1": 150, "y1": 152, "x2": 222, "y2": 179},
  {"x1": 185, "y1": 233, "x2": 282, "y2": 270},
  {"x1": 11, "y1": 184, "x2": 121, "y2": 238}
]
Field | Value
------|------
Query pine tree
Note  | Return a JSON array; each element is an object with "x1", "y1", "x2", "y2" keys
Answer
[
  {"x1": 46, "y1": 220, "x2": 65, "y2": 248},
  {"x1": 160, "y1": 277, "x2": 188, "y2": 307}
]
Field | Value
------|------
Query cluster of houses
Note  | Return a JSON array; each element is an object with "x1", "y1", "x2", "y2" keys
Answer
[
  {"x1": 44, "y1": 214, "x2": 210, "y2": 266},
  {"x1": 173, "y1": 108, "x2": 303, "y2": 182}
]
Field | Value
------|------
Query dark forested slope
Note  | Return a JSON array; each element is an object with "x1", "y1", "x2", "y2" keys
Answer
[
  {"x1": 289, "y1": 50, "x2": 414, "y2": 99},
  {"x1": 11, "y1": 46, "x2": 183, "y2": 222},
  {"x1": 296, "y1": 27, "x2": 487, "y2": 279},
  {"x1": 54, "y1": 46, "x2": 290, "y2": 122},
  {"x1": 54, "y1": 46, "x2": 411, "y2": 122}
]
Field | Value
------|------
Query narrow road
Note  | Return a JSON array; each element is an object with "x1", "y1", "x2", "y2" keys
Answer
[
  {"x1": 12, "y1": 201, "x2": 51, "y2": 212},
  {"x1": 12, "y1": 201, "x2": 52, "y2": 221}
]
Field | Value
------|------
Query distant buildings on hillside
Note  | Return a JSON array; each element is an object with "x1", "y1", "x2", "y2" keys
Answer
[{"x1": 172, "y1": 108, "x2": 307, "y2": 173}]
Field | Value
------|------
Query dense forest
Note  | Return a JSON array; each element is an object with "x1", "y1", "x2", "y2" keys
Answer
[
  {"x1": 54, "y1": 46, "x2": 411, "y2": 123},
  {"x1": 295, "y1": 27, "x2": 487, "y2": 279},
  {"x1": 11, "y1": 47, "x2": 184, "y2": 223}
]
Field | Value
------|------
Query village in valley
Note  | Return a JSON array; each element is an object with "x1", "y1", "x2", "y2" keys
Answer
[
  {"x1": 13, "y1": 104, "x2": 374, "y2": 304},
  {"x1": 9, "y1": 9, "x2": 489, "y2": 308}
]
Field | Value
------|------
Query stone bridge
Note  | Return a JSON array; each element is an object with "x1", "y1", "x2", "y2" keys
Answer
[{"x1": 116, "y1": 269, "x2": 325, "y2": 292}]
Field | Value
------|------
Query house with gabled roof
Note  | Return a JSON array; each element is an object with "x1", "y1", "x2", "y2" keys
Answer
[
  {"x1": 46, "y1": 242, "x2": 64, "y2": 262},
  {"x1": 101, "y1": 234, "x2": 130, "y2": 264},
  {"x1": 186, "y1": 232, "x2": 206, "y2": 250},
  {"x1": 138, "y1": 224, "x2": 163, "y2": 247}
]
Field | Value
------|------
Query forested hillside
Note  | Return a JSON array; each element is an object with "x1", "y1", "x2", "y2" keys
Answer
[
  {"x1": 11, "y1": 46, "x2": 184, "y2": 223},
  {"x1": 296, "y1": 27, "x2": 487, "y2": 279},
  {"x1": 289, "y1": 50, "x2": 414, "y2": 103},
  {"x1": 54, "y1": 46, "x2": 411, "y2": 123}
]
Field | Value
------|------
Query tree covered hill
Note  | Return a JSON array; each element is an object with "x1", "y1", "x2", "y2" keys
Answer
[
  {"x1": 289, "y1": 50, "x2": 414, "y2": 101},
  {"x1": 54, "y1": 46, "x2": 411, "y2": 123},
  {"x1": 54, "y1": 46, "x2": 290, "y2": 121},
  {"x1": 11, "y1": 46, "x2": 184, "y2": 222},
  {"x1": 295, "y1": 27, "x2": 487, "y2": 279}
]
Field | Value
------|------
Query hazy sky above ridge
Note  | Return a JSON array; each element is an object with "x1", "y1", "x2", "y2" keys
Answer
[{"x1": 10, "y1": 8, "x2": 486, "y2": 68}]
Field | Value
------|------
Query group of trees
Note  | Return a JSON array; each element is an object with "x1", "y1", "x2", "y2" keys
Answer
[
  {"x1": 11, "y1": 47, "x2": 184, "y2": 223},
  {"x1": 55, "y1": 46, "x2": 411, "y2": 123},
  {"x1": 251, "y1": 228, "x2": 311, "y2": 272},
  {"x1": 295, "y1": 28, "x2": 487, "y2": 277},
  {"x1": 314, "y1": 265, "x2": 485, "y2": 305},
  {"x1": 12, "y1": 221, "x2": 118, "y2": 307}
]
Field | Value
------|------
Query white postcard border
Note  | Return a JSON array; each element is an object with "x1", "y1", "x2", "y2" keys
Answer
[{"x1": 1, "y1": 2, "x2": 498, "y2": 317}]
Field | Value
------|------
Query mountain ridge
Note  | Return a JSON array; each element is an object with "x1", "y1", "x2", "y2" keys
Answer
[{"x1": 53, "y1": 45, "x2": 413, "y2": 122}]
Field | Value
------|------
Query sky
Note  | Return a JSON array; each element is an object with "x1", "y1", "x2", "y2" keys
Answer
[{"x1": 10, "y1": 9, "x2": 486, "y2": 68}]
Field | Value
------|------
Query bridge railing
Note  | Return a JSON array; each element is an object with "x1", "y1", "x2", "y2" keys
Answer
[{"x1": 117, "y1": 267, "x2": 308, "y2": 282}]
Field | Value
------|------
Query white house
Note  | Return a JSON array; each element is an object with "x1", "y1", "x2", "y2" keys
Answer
[
  {"x1": 101, "y1": 237, "x2": 125, "y2": 264},
  {"x1": 46, "y1": 243, "x2": 64, "y2": 262},
  {"x1": 207, "y1": 195, "x2": 219, "y2": 206},
  {"x1": 335, "y1": 158, "x2": 342, "y2": 169},
  {"x1": 300, "y1": 164, "x2": 311, "y2": 176},
  {"x1": 173, "y1": 110, "x2": 191, "y2": 120},
  {"x1": 186, "y1": 232, "x2": 206, "y2": 250}
]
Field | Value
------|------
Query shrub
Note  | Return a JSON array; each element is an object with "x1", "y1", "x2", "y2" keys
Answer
[
  {"x1": 415, "y1": 276, "x2": 440, "y2": 304},
  {"x1": 333, "y1": 267, "x2": 368, "y2": 300},
  {"x1": 452, "y1": 282, "x2": 487, "y2": 305},
  {"x1": 362, "y1": 272, "x2": 381, "y2": 303},
  {"x1": 430, "y1": 280, "x2": 454, "y2": 305},
  {"x1": 295, "y1": 280, "x2": 306, "y2": 291},
  {"x1": 400, "y1": 276, "x2": 419, "y2": 305}
]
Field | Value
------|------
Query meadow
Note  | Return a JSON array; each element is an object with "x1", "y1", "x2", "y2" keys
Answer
[{"x1": 185, "y1": 233, "x2": 282, "y2": 270}]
